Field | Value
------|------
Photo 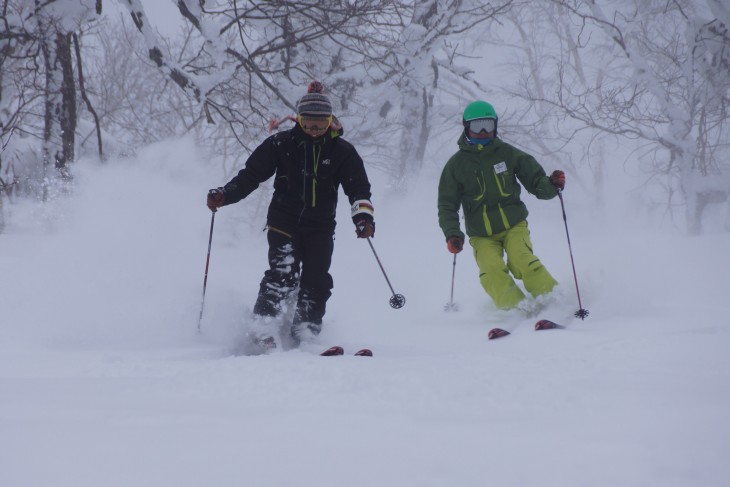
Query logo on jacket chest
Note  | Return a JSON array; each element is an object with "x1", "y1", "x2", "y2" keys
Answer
[{"x1": 494, "y1": 161, "x2": 507, "y2": 174}]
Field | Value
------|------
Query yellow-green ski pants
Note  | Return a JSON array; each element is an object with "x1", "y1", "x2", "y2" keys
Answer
[{"x1": 470, "y1": 221, "x2": 557, "y2": 310}]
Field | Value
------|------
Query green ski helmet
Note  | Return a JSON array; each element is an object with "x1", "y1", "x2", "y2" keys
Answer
[{"x1": 463, "y1": 100, "x2": 498, "y2": 136}]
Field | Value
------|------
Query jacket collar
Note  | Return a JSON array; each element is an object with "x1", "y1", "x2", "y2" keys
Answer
[
  {"x1": 292, "y1": 124, "x2": 338, "y2": 145},
  {"x1": 458, "y1": 133, "x2": 499, "y2": 152}
]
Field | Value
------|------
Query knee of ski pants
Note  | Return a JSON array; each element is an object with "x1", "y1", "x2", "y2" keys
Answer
[
  {"x1": 266, "y1": 228, "x2": 300, "y2": 276},
  {"x1": 470, "y1": 235, "x2": 508, "y2": 275},
  {"x1": 470, "y1": 235, "x2": 526, "y2": 309},
  {"x1": 503, "y1": 221, "x2": 538, "y2": 279},
  {"x1": 298, "y1": 231, "x2": 335, "y2": 293},
  {"x1": 502, "y1": 222, "x2": 557, "y2": 295}
]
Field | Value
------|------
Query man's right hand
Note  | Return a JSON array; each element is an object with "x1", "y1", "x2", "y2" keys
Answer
[
  {"x1": 207, "y1": 188, "x2": 225, "y2": 212},
  {"x1": 447, "y1": 236, "x2": 464, "y2": 254}
]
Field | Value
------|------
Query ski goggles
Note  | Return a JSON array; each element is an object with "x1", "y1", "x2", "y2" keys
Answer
[
  {"x1": 465, "y1": 117, "x2": 496, "y2": 134},
  {"x1": 298, "y1": 115, "x2": 332, "y2": 132}
]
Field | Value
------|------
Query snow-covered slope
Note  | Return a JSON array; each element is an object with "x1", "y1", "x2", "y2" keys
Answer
[{"x1": 1, "y1": 138, "x2": 728, "y2": 487}]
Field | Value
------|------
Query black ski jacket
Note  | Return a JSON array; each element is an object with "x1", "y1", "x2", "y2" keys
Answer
[{"x1": 220, "y1": 124, "x2": 372, "y2": 233}]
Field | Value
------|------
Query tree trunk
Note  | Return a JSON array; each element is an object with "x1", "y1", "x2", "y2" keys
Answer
[{"x1": 40, "y1": 23, "x2": 76, "y2": 195}]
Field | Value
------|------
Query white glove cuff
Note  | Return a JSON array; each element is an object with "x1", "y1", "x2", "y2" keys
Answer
[{"x1": 351, "y1": 199, "x2": 374, "y2": 219}]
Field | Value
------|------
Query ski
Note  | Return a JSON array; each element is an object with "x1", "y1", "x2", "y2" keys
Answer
[
  {"x1": 319, "y1": 346, "x2": 373, "y2": 357},
  {"x1": 320, "y1": 346, "x2": 344, "y2": 356},
  {"x1": 488, "y1": 319, "x2": 564, "y2": 340},
  {"x1": 534, "y1": 319, "x2": 565, "y2": 330},
  {"x1": 488, "y1": 328, "x2": 511, "y2": 340}
]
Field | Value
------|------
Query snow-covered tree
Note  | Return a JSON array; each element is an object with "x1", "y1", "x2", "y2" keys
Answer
[
  {"x1": 381, "y1": 0, "x2": 515, "y2": 190},
  {"x1": 1, "y1": 0, "x2": 103, "y2": 202},
  {"x1": 509, "y1": 0, "x2": 730, "y2": 233},
  {"x1": 502, "y1": 2, "x2": 612, "y2": 206},
  {"x1": 1, "y1": 0, "x2": 44, "y2": 201},
  {"x1": 117, "y1": 1, "x2": 520, "y2": 191}
]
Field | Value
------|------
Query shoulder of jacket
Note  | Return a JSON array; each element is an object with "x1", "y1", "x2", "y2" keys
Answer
[
  {"x1": 270, "y1": 129, "x2": 294, "y2": 142},
  {"x1": 495, "y1": 139, "x2": 531, "y2": 158},
  {"x1": 329, "y1": 137, "x2": 360, "y2": 162},
  {"x1": 330, "y1": 134, "x2": 354, "y2": 150},
  {"x1": 443, "y1": 152, "x2": 464, "y2": 171}
]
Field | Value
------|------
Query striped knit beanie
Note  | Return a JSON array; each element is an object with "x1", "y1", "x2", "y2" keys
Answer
[{"x1": 296, "y1": 81, "x2": 332, "y2": 117}]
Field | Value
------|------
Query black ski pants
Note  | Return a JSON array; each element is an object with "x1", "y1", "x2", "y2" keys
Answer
[{"x1": 252, "y1": 226, "x2": 334, "y2": 329}]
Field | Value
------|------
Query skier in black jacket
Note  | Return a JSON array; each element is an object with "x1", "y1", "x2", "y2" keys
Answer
[{"x1": 206, "y1": 82, "x2": 375, "y2": 351}]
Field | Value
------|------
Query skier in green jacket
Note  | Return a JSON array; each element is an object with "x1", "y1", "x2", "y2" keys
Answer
[{"x1": 438, "y1": 100, "x2": 566, "y2": 311}]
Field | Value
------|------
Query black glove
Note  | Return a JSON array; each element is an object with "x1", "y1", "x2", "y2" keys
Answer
[
  {"x1": 354, "y1": 215, "x2": 375, "y2": 238},
  {"x1": 207, "y1": 188, "x2": 225, "y2": 212},
  {"x1": 447, "y1": 236, "x2": 464, "y2": 254},
  {"x1": 549, "y1": 170, "x2": 565, "y2": 190}
]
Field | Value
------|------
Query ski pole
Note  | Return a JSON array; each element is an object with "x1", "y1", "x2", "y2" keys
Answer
[
  {"x1": 197, "y1": 210, "x2": 216, "y2": 332},
  {"x1": 366, "y1": 237, "x2": 406, "y2": 309},
  {"x1": 444, "y1": 254, "x2": 458, "y2": 311},
  {"x1": 557, "y1": 190, "x2": 589, "y2": 319}
]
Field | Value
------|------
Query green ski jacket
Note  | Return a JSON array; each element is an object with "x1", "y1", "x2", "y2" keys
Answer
[{"x1": 438, "y1": 135, "x2": 558, "y2": 239}]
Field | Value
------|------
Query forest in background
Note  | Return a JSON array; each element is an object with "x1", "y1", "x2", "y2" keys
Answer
[{"x1": 1, "y1": 0, "x2": 729, "y2": 234}]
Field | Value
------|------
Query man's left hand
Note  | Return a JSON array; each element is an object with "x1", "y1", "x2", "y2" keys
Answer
[
  {"x1": 549, "y1": 170, "x2": 565, "y2": 190},
  {"x1": 354, "y1": 217, "x2": 375, "y2": 238}
]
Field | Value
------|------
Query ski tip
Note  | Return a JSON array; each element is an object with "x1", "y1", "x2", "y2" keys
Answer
[
  {"x1": 488, "y1": 328, "x2": 510, "y2": 340},
  {"x1": 354, "y1": 348, "x2": 373, "y2": 357},
  {"x1": 535, "y1": 319, "x2": 564, "y2": 330},
  {"x1": 320, "y1": 346, "x2": 344, "y2": 356}
]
